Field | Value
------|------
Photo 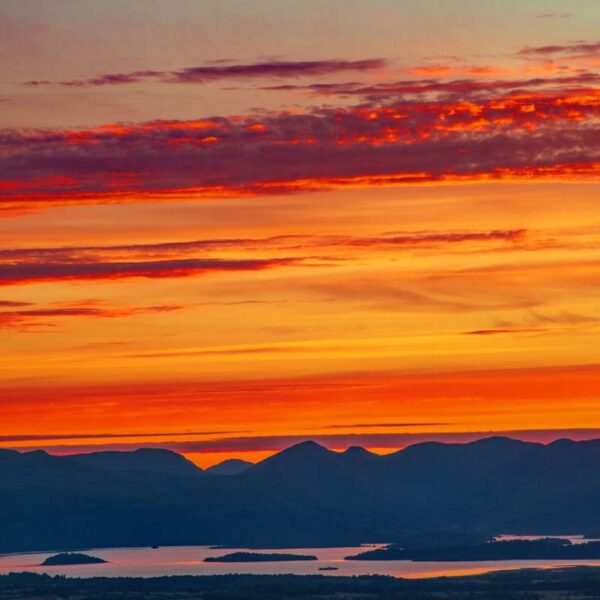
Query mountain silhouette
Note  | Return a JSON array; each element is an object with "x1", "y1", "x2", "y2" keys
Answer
[
  {"x1": 341, "y1": 445, "x2": 377, "y2": 464},
  {"x1": 69, "y1": 448, "x2": 203, "y2": 478},
  {"x1": 206, "y1": 459, "x2": 253, "y2": 476},
  {"x1": 1, "y1": 437, "x2": 599, "y2": 552}
]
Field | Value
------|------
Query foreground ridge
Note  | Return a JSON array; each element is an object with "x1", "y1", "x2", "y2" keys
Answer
[{"x1": 4, "y1": 567, "x2": 600, "y2": 599}]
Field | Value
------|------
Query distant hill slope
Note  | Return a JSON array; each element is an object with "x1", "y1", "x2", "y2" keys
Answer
[
  {"x1": 206, "y1": 459, "x2": 253, "y2": 476},
  {"x1": 68, "y1": 448, "x2": 204, "y2": 478},
  {"x1": 1, "y1": 437, "x2": 599, "y2": 552},
  {"x1": 346, "y1": 538, "x2": 600, "y2": 561}
]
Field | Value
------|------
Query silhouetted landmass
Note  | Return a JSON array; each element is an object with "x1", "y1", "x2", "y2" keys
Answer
[
  {"x1": 208, "y1": 543, "x2": 354, "y2": 550},
  {"x1": 69, "y1": 448, "x2": 203, "y2": 478},
  {"x1": 2, "y1": 437, "x2": 600, "y2": 551},
  {"x1": 318, "y1": 566, "x2": 338, "y2": 570},
  {"x1": 396, "y1": 531, "x2": 494, "y2": 549},
  {"x1": 41, "y1": 553, "x2": 107, "y2": 566},
  {"x1": 206, "y1": 459, "x2": 253, "y2": 476},
  {"x1": 4, "y1": 567, "x2": 600, "y2": 599},
  {"x1": 346, "y1": 538, "x2": 600, "y2": 561},
  {"x1": 205, "y1": 552, "x2": 318, "y2": 562}
]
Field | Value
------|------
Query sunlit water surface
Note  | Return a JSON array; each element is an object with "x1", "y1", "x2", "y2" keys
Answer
[{"x1": 2, "y1": 537, "x2": 600, "y2": 579}]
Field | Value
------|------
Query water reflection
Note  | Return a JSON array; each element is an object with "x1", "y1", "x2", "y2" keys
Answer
[{"x1": 2, "y1": 540, "x2": 600, "y2": 579}]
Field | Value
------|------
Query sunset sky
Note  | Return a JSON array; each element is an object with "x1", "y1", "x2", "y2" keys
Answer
[{"x1": 1, "y1": 0, "x2": 599, "y2": 468}]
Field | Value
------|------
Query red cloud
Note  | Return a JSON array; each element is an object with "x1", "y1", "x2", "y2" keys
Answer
[
  {"x1": 0, "y1": 229, "x2": 526, "y2": 264},
  {"x1": 0, "y1": 257, "x2": 302, "y2": 286},
  {"x1": 465, "y1": 328, "x2": 549, "y2": 335},
  {"x1": 0, "y1": 302, "x2": 185, "y2": 332},
  {"x1": 1, "y1": 79, "x2": 598, "y2": 211}
]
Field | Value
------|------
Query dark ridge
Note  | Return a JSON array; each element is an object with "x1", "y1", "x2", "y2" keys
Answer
[
  {"x1": 342, "y1": 446, "x2": 375, "y2": 458},
  {"x1": 68, "y1": 447, "x2": 204, "y2": 477},
  {"x1": 346, "y1": 539, "x2": 600, "y2": 561},
  {"x1": 206, "y1": 458, "x2": 253, "y2": 476},
  {"x1": 0, "y1": 448, "x2": 19, "y2": 460},
  {"x1": 248, "y1": 440, "x2": 334, "y2": 473}
]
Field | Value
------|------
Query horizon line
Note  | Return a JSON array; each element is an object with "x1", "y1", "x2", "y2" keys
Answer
[{"x1": 5, "y1": 429, "x2": 600, "y2": 469}]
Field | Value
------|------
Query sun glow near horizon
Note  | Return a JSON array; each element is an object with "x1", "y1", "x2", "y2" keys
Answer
[{"x1": 1, "y1": 0, "x2": 599, "y2": 461}]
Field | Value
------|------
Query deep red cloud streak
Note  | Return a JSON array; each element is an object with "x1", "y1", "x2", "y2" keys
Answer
[{"x1": 0, "y1": 257, "x2": 301, "y2": 286}]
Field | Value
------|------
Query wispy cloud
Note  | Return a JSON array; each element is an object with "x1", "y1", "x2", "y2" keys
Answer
[
  {"x1": 24, "y1": 58, "x2": 386, "y2": 88},
  {"x1": 518, "y1": 40, "x2": 600, "y2": 57},
  {"x1": 0, "y1": 300, "x2": 33, "y2": 307},
  {"x1": 0, "y1": 229, "x2": 527, "y2": 263},
  {"x1": 11, "y1": 428, "x2": 600, "y2": 455},
  {"x1": 323, "y1": 422, "x2": 449, "y2": 429},
  {"x1": 0, "y1": 230, "x2": 527, "y2": 306},
  {"x1": 465, "y1": 328, "x2": 549, "y2": 336},
  {"x1": 0, "y1": 301, "x2": 186, "y2": 331},
  {"x1": 261, "y1": 72, "x2": 600, "y2": 98},
  {"x1": 304, "y1": 277, "x2": 541, "y2": 313},
  {"x1": 534, "y1": 13, "x2": 572, "y2": 20},
  {"x1": 0, "y1": 257, "x2": 303, "y2": 286},
  {"x1": 467, "y1": 311, "x2": 600, "y2": 337},
  {"x1": 0, "y1": 430, "x2": 250, "y2": 442},
  {"x1": 122, "y1": 344, "x2": 303, "y2": 360}
]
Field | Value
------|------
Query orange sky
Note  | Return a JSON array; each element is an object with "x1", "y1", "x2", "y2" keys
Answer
[{"x1": 1, "y1": 1, "x2": 599, "y2": 469}]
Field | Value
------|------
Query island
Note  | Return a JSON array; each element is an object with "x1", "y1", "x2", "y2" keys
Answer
[
  {"x1": 345, "y1": 538, "x2": 600, "y2": 561},
  {"x1": 41, "y1": 553, "x2": 107, "y2": 566},
  {"x1": 318, "y1": 566, "x2": 339, "y2": 571},
  {"x1": 205, "y1": 552, "x2": 318, "y2": 563}
]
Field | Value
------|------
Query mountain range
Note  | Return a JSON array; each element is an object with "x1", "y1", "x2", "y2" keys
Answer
[{"x1": 1, "y1": 437, "x2": 599, "y2": 552}]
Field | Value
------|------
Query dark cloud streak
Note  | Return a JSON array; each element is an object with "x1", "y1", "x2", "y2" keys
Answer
[
  {"x1": 0, "y1": 302, "x2": 186, "y2": 331},
  {"x1": 0, "y1": 229, "x2": 527, "y2": 263},
  {"x1": 323, "y1": 422, "x2": 450, "y2": 429},
  {"x1": 0, "y1": 430, "x2": 250, "y2": 443},
  {"x1": 261, "y1": 72, "x2": 600, "y2": 98},
  {"x1": 10, "y1": 428, "x2": 600, "y2": 455},
  {"x1": 25, "y1": 59, "x2": 386, "y2": 88},
  {"x1": 518, "y1": 41, "x2": 600, "y2": 57},
  {"x1": 0, "y1": 257, "x2": 302, "y2": 286}
]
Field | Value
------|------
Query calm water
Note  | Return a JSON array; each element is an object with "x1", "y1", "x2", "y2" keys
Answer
[{"x1": 2, "y1": 537, "x2": 600, "y2": 579}]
